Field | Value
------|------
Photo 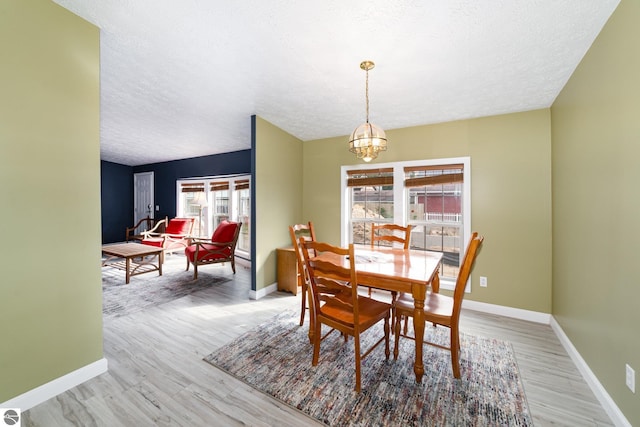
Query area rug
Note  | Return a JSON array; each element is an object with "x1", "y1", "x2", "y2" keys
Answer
[
  {"x1": 204, "y1": 310, "x2": 532, "y2": 426},
  {"x1": 102, "y1": 254, "x2": 231, "y2": 317}
]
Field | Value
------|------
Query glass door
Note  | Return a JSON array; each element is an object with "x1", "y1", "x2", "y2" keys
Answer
[
  {"x1": 177, "y1": 175, "x2": 251, "y2": 260},
  {"x1": 234, "y1": 178, "x2": 251, "y2": 255}
]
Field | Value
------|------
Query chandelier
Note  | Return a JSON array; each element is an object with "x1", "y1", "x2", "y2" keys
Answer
[{"x1": 348, "y1": 60, "x2": 387, "y2": 162}]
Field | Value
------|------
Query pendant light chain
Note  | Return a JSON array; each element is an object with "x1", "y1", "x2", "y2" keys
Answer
[{"x1": 365, "y1": 67, "x2": 370, "y2": 124}]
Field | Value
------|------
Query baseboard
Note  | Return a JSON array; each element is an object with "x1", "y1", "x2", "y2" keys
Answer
[
  {"x1": 462, "y1": 299, "x2": 551, "y2": 324},
  {"x1": 1, "y1": 358, "x2": 108, "y2": 411},
  {"x1": 250, "y1": 282, "x2": 278, "y2": 300},
  {"x1": 550, "y1": 318, "x2": 631, "y2": 427}
]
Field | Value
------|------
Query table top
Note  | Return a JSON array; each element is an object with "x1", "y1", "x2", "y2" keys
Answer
[
  {"x1": 312, "y1": 244, "x2": 443, "y2": 293},
  {"x1": 354, "y1": 245, "x2": 442, "y2": 284},
  {"x1": 102, "y1": 242, "x2": 163, "y2": 257}
]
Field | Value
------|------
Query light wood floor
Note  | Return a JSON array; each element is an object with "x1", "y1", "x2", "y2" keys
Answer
[{"x1": 24, "y1": 258, "x2": 613, "y2": 426}]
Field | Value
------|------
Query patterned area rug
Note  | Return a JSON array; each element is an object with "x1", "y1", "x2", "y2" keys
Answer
[
  {"x1": 102, "y1": 253, "x2": 231, "y2": 317},
  {"x1": 204, "y1": 310, "x2": 532, "y2": 426}
]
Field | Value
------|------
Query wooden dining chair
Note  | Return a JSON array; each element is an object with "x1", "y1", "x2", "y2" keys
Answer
[
  {"x1": 301, "y1": 240, "x2": 391, "y2": 392},
  {"x1": 368, "y1": 223, "x2": 412, "y2": 299},
  {"x1": 371, "y1": 223, "x2": 412, "y2": 249},
  {"x1": 288, "y1": 222, "x2": 317, "y2": 326},
  {"x1": 393, "y1": 232, "x2": 483, "y2": 379}
]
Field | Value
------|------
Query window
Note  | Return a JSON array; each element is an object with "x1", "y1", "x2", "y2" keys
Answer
[
  {"x1": 179, "y1": 181, "x2": 206, "y2": 236},
  {"x1": 346, "y1": 168, "x2": 394, "y2": 245},
  {"x1": 405, "y1": 164, "x2": 464, "y2": 280},
  {"x1": 210, "y1": 181, "x2": 230, "y2": 229},
  {"x1": 177, "y1": 175, "x2": 251, "y2": 260},
  {"x1": 342, "y1": 157, "x2": 470, "y2": 290}
]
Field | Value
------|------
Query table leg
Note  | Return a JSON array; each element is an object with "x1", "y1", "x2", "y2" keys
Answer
[
  {"x1": 125, "y1": 257, "x2": 131, "y2": 284},
  {"x1": 431, "y1": 271, "x2": 440, "y2": 293},
  {"x1": 412, "y1": 284, "x2": 427, "y2": 383}
]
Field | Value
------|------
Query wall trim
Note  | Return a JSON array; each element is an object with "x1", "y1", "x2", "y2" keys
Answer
[
  {"x1": 250, "y1": 282, "x2": 278, "y2": 300},
  {"x1": 550, "y1": 317, "x2": 631, "y2": 427},
  {"x1": 462, "y1": 299, "x2": 551, "y2": 324},
  {"x1": 1, "y1": 358, "x2": 108, "y2": 411}
]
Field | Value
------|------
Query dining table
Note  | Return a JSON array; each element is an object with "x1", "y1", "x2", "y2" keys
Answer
[{"x1": 310, "y1": 244, "x2": 443, "y2": 383}]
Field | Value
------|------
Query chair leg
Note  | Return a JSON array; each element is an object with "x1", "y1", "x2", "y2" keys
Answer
[
  {"x1": 384, "y1": 315, "x2": 390, "y2": 360},
  {"x1": 389, "y1": 292, "x2": 396, "y2": 335},
  {"x1": 299, "y1": 281, "x2": 307, "y2": 326},
  {"x1": 354, "y1": 335, "x2": 362, "y2": 392},
  {"x1": 308, "y1": 292, "x2": 315, "y2": 344},
  {"x1": 231, "y1": 258, "x2": 236, "y2": 274},
  {"x1": 193, "y1": 264, "x2": 198, "y2": 280},
  {"x1": 451, "y1": 324, "x2": 461, "y2": 379},
  {"x1": 312, "y1": 320, "x2": 321, "y2": 366},
  {"x1": 393, "y1": 312, "x2": 401, "y2": 360},
  {"x1": 186, "y1": 257, "x2": 190, "y2": 271}
]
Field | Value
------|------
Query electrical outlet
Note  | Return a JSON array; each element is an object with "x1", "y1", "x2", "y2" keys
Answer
[
  {"x1": 626, "y1": 364, "x2": 635, "y2": 393},
  {"x1": 155, "y1": 205, "x2": 160, "y2": 211},
  {"x1": 479, "y1": 276, "x2": 487, "y2": 287}
]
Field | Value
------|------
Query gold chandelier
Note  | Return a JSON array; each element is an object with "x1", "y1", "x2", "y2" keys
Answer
[{"x1": 348, "y1": 60, "x2": 387, "y2": 162}]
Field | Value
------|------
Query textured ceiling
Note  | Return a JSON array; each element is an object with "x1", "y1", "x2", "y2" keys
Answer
[{"x1": 53, "y1": 0, "x2": 620, "y2": 166}]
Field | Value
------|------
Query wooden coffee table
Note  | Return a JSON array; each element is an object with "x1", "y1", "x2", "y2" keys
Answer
[{"x1": 102, "y1": 243, "x2": 163, "y2": 284}]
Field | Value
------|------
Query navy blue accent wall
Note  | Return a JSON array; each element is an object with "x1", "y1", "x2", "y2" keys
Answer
[
  {"x1": 250, "y1": 116, "x2": 257, "y2": 292},
  {"x1": 132, "y1": 150, "x2": 252, "y2": 220},
  {"x1": 100, "y1": 150, "x2": 250, "y2": 244},
  {"x1": 101, "y1": 160, "x2": 134, "y2": 243}
]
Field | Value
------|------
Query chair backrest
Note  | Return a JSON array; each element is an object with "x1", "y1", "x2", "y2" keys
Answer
[
  {"x1": 451, "y1": 232, "x2": 484, "y2": 318},
  {"x1": 211, "y1": 220, "x2": 242, "y2": 247},
  {"x1": 143, "y1": 216, "x2": 169, "y2": 235},
  {"x1": 126, "y1": 216, "x2": 165, "y2": 240},
  {"x1": 300, "y1": 241, "x2": 358, "y2": 322},
  {"x1": 165, "y1": 218, "x2": 195, "y2": 236},
  {"x1": 289, "y1": 222, "x2": 316, "y2": 283},
  {"x1": 132, "y1": 216, "x2": 153, "y2": 232},
  {"x1": 150, "y1": 216, "x2": 167, "y2": 233},
  {"x1": 371, "y1": 223, "x2": 412, "y2": 249}
]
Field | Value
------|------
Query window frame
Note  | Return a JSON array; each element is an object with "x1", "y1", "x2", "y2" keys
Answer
[{"x1": 341, "y1": 156, "x2": 471, "y2": 291}]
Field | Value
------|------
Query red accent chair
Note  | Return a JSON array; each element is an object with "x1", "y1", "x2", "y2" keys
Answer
[
  {"x1": 141, "y1": 217, "x2": 195, "y2": 261},
  {"x1": 185, "y1": 220, "x2": 242, "y2": 279}
]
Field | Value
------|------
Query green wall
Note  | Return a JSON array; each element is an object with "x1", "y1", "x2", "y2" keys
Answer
[
  {"x1": 551, "y1": 0, "x2": 639, "y2": 423},
  {"x1": 254, "y1": 117, "x2": 303, "y2": 290},
  {"x1": 4, "y1": 0, "x2": 634, "y2": 422},
  {"x1": 302, "y1": 110, "x2": 553, "y2": 313},
  {"x1": 0, "y1": 0, "x2": 102, "y2": 402}
]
